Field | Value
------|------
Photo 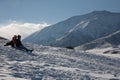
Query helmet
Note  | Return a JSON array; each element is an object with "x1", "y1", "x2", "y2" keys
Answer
[{"x1": 18, "y1": 35, "x2": 21, "y2": 38}]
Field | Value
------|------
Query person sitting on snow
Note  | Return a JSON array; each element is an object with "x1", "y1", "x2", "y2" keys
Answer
[
  {"x1": 5, "y1": 35, "x2": 33, "y2": 52},
  {"x1": 15, "y1": 35, "x2": 33, "y2": 52}
]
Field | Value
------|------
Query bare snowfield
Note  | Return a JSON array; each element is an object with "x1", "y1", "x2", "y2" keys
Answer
[
  {"x1": 0, "y1": 39, "x2": 120, "y2": 80},
  {"x1": 86, "y1": 47, "x2": 120, "y2": 59}
]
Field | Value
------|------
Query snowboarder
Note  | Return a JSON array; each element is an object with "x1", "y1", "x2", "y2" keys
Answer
[
  {"x1": 15, "y1": 35, "x2": 33, "y2": 53},
  {"x1": 5, "y1": 35, "x2": 33, "y2": 53}
]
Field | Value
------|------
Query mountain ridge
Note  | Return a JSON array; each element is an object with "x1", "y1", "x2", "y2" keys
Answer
[
  {"x1": 24, "y1": 11, "x2": 120, "y2": 47},
  {"x1": 76, "y1": 30, "x2": 120, "y2": 50},
  {"x1": 0, "y1": 36, "x2": 7, "y2": 40}
]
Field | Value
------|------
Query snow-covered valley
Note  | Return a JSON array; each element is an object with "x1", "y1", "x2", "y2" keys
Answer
[{"x1": 0, "y1": 39, "x2": 120, "y2": 80}]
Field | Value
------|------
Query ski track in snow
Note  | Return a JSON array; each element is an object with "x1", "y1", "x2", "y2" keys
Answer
[{"x1": 0, "y1": 40, "x2": 120, "y2": 80}]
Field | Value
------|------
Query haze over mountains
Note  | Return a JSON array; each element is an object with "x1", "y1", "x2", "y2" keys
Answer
[{"x1": 24, "y1": 11, "x2": 120, "y2": 49}]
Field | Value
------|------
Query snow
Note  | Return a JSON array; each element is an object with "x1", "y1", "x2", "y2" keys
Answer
[
  {"x1": 86, "y1": 47, "x2": 120, "y2": 59},
  {"x1": 0, "y1": 68, "x2": 28, "y2": 80},
  {"x1": 69, "y1": 20, "x2": 90, "y2": 33},
  {"x1": 0, "y1": 39, "x2": 120, "y2": 80}
]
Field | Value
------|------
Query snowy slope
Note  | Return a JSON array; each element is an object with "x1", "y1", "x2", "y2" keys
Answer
[
  {"x1": 0, "y1": 36, "x2": 7, "y2": 40},
  {"x1": 84, "y1": 46, "x2": 120, "y2": 59},
  {"x1": 0, "y1": 39, "x2": 120, "y2": 80},
  {"x1": 24, "y1": 11, "x2": 120, "y2": 47},
  {"x1": 76, "y1": 30, "x2": 120, "y2": 50}
]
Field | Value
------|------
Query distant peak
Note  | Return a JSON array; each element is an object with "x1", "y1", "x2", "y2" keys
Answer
[{"x1": 91, "y1": 10, "x2": 112, "y2": 14}]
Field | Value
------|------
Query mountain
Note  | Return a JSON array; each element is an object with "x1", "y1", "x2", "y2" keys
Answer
[
  {"x1": 24, "y1": 11, "x2": 120, "y2": 47},
  {"x1": 1, "y1": 39, "x2": 120, "y2": 80},
  {"x1": 0, "y1": 36, "x2": 7, "y2": 40},
  {"x1": 76, "y1": 30, "x2": 120, "y2": 50}
]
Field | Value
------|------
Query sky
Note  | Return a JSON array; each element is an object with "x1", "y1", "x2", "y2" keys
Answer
[{"x1": 0, "y1": 0, "x2": 120, "y2": 39}]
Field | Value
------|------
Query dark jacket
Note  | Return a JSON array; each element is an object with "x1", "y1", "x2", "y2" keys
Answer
[{"x1": 16, "y1": 39, "x2": 23, "y2": 47}]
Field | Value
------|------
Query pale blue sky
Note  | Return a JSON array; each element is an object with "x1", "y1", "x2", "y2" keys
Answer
[{"x1": 0, "y1": 0, "x2": 120, "y2": 24}]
